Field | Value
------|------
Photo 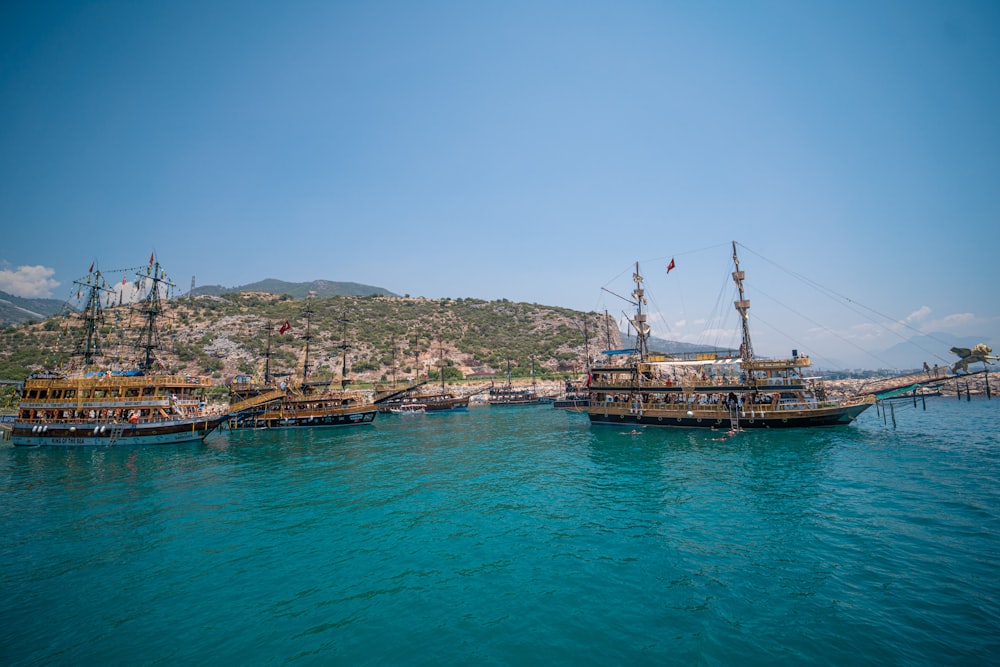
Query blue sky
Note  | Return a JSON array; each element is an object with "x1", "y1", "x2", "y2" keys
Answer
[{"x1": 1, "y1": 1, "x2": 997, "y2": 369}]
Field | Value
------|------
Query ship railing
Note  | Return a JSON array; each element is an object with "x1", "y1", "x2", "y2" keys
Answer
[
  {"x1": 15, "y1": 414, "x2": 207, "y2": 425},
  {"x1": 600, "y1": 397, "x2": 837, "y2": 414},
  {"x1": 37, "y1": 374, "x2": 213, "y2": 389},
  {"x1": 229, "y1": 388, "x2": 287, "y2": 414}
]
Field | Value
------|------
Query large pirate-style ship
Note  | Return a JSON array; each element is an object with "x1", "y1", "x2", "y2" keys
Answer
[
  {"x1": 227, "y1": 306, "x2": 377, "y2": 429},
  {"x1": 586, "y1": 243, "x2": 876, "y2": 429},
  {"x1": 12, "y1": 256, "x2": 227, "y2": 447}
]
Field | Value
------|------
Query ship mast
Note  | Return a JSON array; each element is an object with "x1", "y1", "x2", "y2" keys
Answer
[
  {"x1": 263, "y1": 321, "x2": 274, "y2": 384},
  {"x1": 731, "y1": 241, "x2": 755, "y2": 365},
  {"x1": 339, "y1": 312, "x2": 351, "y2": 389},
  {"x1": 631, "y1": 262, "x2": 649, "y2": 361},
  {"x1": 604, "y1": 310, "x2": 613, "y2": 352},
  {"x1": 439, "y1": 343, "x2": 446, "y2": 391},
  {"x1": 135, "y1": 256, "x2": 173, "y2": 372},
  {"x1": 301, "y1": 303, "x2": 314, "y2": 385},
  {"x1": 73, "y1": 268, "x2": 112, "y2": 367}
]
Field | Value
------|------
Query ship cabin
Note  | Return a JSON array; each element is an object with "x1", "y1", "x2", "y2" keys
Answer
[{"x1": 17, "y1": 373, "x2": 212, "y2": 425}]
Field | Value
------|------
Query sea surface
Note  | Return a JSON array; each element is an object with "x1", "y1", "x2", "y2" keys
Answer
[{"x1": 2, "y1": 397, "x2": 998, "y2": 666}]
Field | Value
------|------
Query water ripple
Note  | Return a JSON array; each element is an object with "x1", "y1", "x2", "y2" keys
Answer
[{"x1": 2, "y1": 400, "x2": 999, "y2": 664}]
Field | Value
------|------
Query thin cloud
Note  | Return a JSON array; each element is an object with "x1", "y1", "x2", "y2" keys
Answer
[
  {"x1": 923, "y1": 312, "x2": 977, "y2": 333},
  {"x1": 903, "y1": 306, "x2": 932, "y2": 323},
  {"x1": 0, "y1": 264, "x2": 60, "y2": 298}
]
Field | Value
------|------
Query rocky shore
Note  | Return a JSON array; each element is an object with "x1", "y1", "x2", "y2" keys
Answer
[{"x1": 824, "y1": 372, "x2": 998, "y2": 399}]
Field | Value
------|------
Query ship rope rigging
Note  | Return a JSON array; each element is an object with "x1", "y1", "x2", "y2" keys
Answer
[
  {"x1": 734, "y1": 243, "x2": 956, "y2": 369},
  {"x1": 49, "y1": 252, "x2": 182, "y2": 373},
  {"x1": 595, "y1": 240, "x2": 960, "y2": 372}
]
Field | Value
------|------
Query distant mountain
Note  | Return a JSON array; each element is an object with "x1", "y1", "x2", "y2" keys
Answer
[
  {"x1": 189, "y1": 279, "x2": 397, "y2": 299},
  {"x1": 619, "y1": 332, "x2": 734, "y2": 356},
  {"x1": 0, "y1": 290, "x2": 67, "y2": 327}
]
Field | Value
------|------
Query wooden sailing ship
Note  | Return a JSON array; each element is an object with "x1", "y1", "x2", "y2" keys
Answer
[
  {"x1": 488, "y1": 358, "x2": 543, "y2": 406},
  {"x1": 12, "y1": 256, "x2": 227, "y2": 447},
  {"x1": 586, "y1": 243, "x2": 876, "y2": 429},
  {"x1": 374, "y1": 345, "x2": 470, "y2": 414},
  {"x1": 227, "y1": 306, "x2": 377, "y2": 429},
  {"x1": 552, "y1": 378, "x2": 590, "y2": 409}
]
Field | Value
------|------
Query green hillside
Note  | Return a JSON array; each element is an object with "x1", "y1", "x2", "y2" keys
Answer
[{"x1": 0, "y1": 292, "x2": 617, "y2": 384}]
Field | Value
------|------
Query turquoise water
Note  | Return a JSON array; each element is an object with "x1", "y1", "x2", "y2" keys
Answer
[{"x1": 2, "y1": 398, "x2": 998, "y2": 665}]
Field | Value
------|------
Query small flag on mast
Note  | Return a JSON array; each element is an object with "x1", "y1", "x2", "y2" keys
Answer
[
  {"x1": 666, "y1": 258, "x2": 676, "y2": 274},
  {"x1": 279, "y1": 320, "x2": 291, "y2": 334}
]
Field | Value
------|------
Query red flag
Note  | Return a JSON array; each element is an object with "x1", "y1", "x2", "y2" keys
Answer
[
  {"x1": 149, "y1": 251, "x2": 155, "y2": 265},
  {"x1": 666, "y1": 258, "x2": 676, "y2": 274},
  {"x1": 279, "y1": 320, "x2": 290, "y2": 334},
  {"x1": 88, "y1": 261, "x2": 94, "y2": 273}
]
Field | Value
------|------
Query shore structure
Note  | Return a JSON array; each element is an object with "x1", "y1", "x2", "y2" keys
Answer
[
  {"x1": 227, "y1": 305, "x2": 377, "y2": 429},
  {"x1": 12, "y1": 257, "x2": 226, "y2": 447},
  {"x1": 587, "y1": 243, "x2": 876, "y2": 429}
]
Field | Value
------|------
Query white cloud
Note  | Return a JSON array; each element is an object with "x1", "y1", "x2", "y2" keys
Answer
[
  {"x1": 903, "y1": 306, "x2": 931, "y2": 323},
  {"x1": 0, "y1": 265, "x2": 60, "y2": 298}
]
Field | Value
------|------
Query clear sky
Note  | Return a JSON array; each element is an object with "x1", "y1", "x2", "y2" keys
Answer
[{"x1": 2, "y1": 1, "x2": 998, "y2": 369}]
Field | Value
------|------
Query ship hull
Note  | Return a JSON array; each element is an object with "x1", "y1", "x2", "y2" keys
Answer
[
  {"x1": 378, "y1": 396, "x2": 469, "y2": 414},
  {"x1": 587, "y1": 399, "x2": 873, "y2": 429},
  {"x1": 489, "y1": 398, "x2": 543, "y2": 406},
  {"x1": 553, "y1": 398, "x2": 589, "y2": 409},
  {"x1": 12, "y1": 415, "x2": 227, "y2": 447},
  {"x1": 229, "y1": 409, "x2": 377, "y2": 429}
]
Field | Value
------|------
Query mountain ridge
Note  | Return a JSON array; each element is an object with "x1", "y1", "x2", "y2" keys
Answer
[
  {"x1": 189, "y1": 279, "x2": 396, "y2": 299},
  {"x1": 0, "y1": 290, "x2": 67, "y2": 327}
]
